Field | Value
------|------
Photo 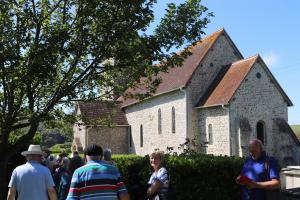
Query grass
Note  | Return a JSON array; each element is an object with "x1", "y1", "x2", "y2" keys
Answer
[{"x1": 291, "y1": 125, "x2": 300, "y2": 139}]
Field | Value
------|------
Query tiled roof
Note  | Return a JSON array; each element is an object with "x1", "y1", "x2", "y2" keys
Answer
[
  {"x1": 198, "y1": 54, "x2": 293, "y2": 107},
  {"x1": 77, "y1": 101, "x2": 128, "y2": 125},
  {"x1": 119, "y1": 28, "x2": 226, "y2": 107},
  {"x1": 198, "y1": 55, "x2": 258, "y2": 107}
]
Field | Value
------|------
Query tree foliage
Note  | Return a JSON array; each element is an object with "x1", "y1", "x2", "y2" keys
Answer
[{"x1": 0, "y1": 0, "x2": 212, "y2": 197}]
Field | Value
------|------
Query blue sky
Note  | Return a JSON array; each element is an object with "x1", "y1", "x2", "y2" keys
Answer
[{"x1": 152, "y1": 0, "x2": 300, "y2": 125}]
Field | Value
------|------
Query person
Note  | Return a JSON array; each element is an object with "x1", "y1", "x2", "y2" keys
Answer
[
  {"x1": 7, "y1": 144, "x2": 57, "y2": 200},
  {"x1": 103, "y1": 148, "x2": 115, "y2": 165},
  {"x1": 66, "y1": 144, "x2": 130, "y2": 200},
  {"x1": 54, "y1": 157, "x2": 70, "y2": 191},
  {"x1": 237, "y1": 139, "x2": 280, "y2": 200},
  {"x1": 147, "y1": 150, "x2": 169, "y2": 200},
  {"x1": 58, "y1": 156, "x2": 84, "y2": 200},
  {"x1": 70, "y1": 151, "x2": 79, "y2": 158},
  {"x1": 47, "y1": 154, "x2": 57, "y2": 173}
]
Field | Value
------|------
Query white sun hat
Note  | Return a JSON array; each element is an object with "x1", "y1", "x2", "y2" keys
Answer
[{"x1": 21, "y1": 145, "x2": 47, "y2": 157}]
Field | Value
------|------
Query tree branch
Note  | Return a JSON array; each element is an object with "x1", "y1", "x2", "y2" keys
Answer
[{"x1": 10, "y1": 122, "x2": 31, "y2": 131}]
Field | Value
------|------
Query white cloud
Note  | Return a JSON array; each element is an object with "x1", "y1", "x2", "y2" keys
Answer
[{"x1": 262, "y1": 51, "x2": 279, "y2": 68}]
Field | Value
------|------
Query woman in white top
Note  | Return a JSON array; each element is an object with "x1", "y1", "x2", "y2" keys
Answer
[{"x1": 147, "y1": 150, "x2": 169, "y2": 200}]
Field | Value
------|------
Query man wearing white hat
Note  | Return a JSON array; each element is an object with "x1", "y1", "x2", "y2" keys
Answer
[{"x1": 7, "y1": 144, "x2": 58, "y2": 200}]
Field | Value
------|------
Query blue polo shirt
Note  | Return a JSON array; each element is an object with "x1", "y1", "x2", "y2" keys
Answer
[
  {"x1": 241, "y1": 154, "x2": 280, "y2": 200},
  {"x1": 8, "y1": 160, "x2": 55, "y2": 200}
]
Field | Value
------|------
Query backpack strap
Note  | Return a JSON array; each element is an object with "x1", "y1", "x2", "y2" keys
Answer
[{"x1": 264, "y1": 155, "x2": 270, "y2": 180}]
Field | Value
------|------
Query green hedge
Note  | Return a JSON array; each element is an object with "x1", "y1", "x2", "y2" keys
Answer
[
  {"x1": 50, "y1": 142, "x2": 72, "y2": 154},
  {"x1": 113, "y1": 154, "x2": 245, "y2": 200}
]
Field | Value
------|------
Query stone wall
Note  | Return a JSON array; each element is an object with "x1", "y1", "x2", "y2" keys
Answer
[
  {"x1": 187, "y1": 33, "x2": 242, "y2": 143},
  {"x1": 87, "y1": 126, "x2": 129, "y2": 154},
  {"x1": 124, "y1": 89, "x2": 187, "y2": 155},
  {"x1": 229, "y1": 61, "x2": 291, "y2": 161},
  {"x1": 197, "y1": 106, "x2": 230, "y2": 155}
]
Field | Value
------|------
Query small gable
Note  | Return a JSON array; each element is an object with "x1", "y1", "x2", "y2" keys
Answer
[
  {"x1": 198, "y1": 55, "x2": 258, "y2": 107},
  {"x1": 197, "y1": 55, "x2": 293, "y2": 108},
  {"x1": 77, "y1": 101, "x2": 128, "y2": 126}
]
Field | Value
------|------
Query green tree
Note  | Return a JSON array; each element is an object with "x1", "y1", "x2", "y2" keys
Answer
[{"x1": 0, "y1": 0, "x2": 212, "y2": 197}]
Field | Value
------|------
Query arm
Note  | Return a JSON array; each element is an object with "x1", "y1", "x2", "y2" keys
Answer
[
  {"x1": 245, "y1": 179, "x2": 280, "y2": 190},
  {"x1": 7, "y1": 187, "x2": 16, "y2": 200},
  {"x1": 251, "y1": 156, "x2": 280, "y2": 190},
  {"x1": 119, "y1": 193, "x2": 131, "y2": 200},
  {"x1": 48, "y1": 187, "x2": 58, "y2": 200},
  {"x1": 147, "y1": 180, "x2": 161, "y2": 196}
]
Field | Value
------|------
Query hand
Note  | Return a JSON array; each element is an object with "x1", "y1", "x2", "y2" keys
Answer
[{"x1": 242, "y1": 181, "x2": 258, "y2": 189}]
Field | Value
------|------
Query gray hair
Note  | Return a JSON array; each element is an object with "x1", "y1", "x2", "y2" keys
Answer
[
  {"x1": 249, "y1": 139, "x2": 264, "y2": 150},
  {"x1": 62, "y1": 157, "x2": 70, "y2": 167},
  {"x1": 103, "y1": 148, "x2": 112, "y2": 161}
]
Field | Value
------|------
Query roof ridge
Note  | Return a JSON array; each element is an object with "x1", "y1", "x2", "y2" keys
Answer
[
  {"x1": 191, "y1": 28, "x2": 225, "y2": 49},
  {"x1": 231, "y1": 54, "x2": 259, "y2": 65}
]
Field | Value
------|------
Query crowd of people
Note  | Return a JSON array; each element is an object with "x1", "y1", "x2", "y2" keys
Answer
[
  {"x1": 7, "y1": 145, "x2": 132, "y2": 200},
  {"x1": 7, "y1": 139, "x2": 280, "y2": 200}
]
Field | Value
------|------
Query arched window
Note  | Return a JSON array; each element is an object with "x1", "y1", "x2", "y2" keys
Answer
[
  {"x1": 140, "y1": 125, "x2": 143, "y2": 147},
  {"x1": 158, "y1": 108, "x2": 162, "y2": 134},
  {"x1": 128, "y1": 126, "x2": 132, "y2": 147},
  {"x1": 208, "y1": 124, "x2": 213, "y2": 145},
  {"x1": 256, "y1": 121, "x2": 265, "y2": 144},
  {"x1": 172, "y1": 107, "x2": 176, "y2": 133}
]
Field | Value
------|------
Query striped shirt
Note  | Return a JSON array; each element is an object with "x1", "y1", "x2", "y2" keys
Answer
[
  {"x1": 66, "y1": 160, "x2": 127, "y2": 200},
  {"x1": 148, "y1": 167, "x2": 169, "y2": 197}
]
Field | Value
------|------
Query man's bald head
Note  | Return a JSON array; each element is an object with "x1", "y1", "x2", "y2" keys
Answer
[{"x1": 249, "y1": 139, "x2": 264, "y2": 160}]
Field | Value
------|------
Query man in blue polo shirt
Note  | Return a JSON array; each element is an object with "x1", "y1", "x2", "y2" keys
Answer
[
  {"x1": 7, "y1": 144, "x2": 57, "y2": 200},
  {"x1": 237, "y1": 139, "x2": 280, "y2": 200}
]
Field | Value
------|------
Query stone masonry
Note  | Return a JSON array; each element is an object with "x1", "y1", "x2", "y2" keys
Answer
[{"x1": 74, "y1": 29, "x2": 299, "y2": 166}]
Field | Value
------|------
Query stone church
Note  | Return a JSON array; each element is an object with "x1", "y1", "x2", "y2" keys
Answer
[{"x1": 73, "y1": 28, "x2": 300, "y2": 166}]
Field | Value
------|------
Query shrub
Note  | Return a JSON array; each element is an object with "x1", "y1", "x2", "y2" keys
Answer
[
  {"x1": 50, "y1": 142, "x2": 72, "y2": 154},
  {"x1": 113, "y1": 155, "x2": 150, "y2": 199},
  {"x1": 113, "y1": 154, "x2": 245, "y2": 200}
]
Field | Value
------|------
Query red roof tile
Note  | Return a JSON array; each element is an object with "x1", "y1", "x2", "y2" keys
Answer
[
  {"x1": 198, "y1": 55, "x2": 258, "y2": 107},
  {"x1": 77, "y1": 101, "x2": 128, "y2": 125},
  {"x1": 119, "y1": 28, "x2": 225, "y2": 107}
]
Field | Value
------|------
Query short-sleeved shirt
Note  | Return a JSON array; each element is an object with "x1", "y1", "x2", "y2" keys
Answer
[
  {"x1": 148, "y1": 167, "x2": 169, "y2": 196},
  {"x1": 66, "y1": 160, "x2": 127, "y2": 200},
  {"x1": 241, "y1": 154, "x2": 280, "y2": 200},
  {"x1": 8, "y1": 160, "x2": 55, "y2": 200}
]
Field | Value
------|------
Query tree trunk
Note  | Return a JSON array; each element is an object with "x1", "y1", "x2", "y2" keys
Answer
[
  {"x1": 0, "y1": 155, "x2": 10, "y2": 200},
  {"x1": 0, "y1": 121, "x2": 39, "y2": 199}
]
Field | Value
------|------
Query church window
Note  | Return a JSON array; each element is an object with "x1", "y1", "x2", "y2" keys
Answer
[
  {"x1": 140, "y1": 125, "x2": 143, "y2": 147},
  {"x1": 129, "y1": 126, "x2": 132, "y2": 147},
  {"x1": 172, "y1": 107, "x2": 176, "y2": 133},
  {"x1": 208, "y1": 124, "x2": 213, "y2": 145},
  {"x1": 256, "y1": 72, "x2": 262, "y2": 79},
  {"x1": 158, "y1": 108, "x2": 162, "y2": 134},
  {"x1": 256, "y1": 121, "x2": 265, "y2": 144}
]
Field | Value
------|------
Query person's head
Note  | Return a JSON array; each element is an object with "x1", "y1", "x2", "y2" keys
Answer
[
  {"x1": 103, "y1": 149, "x2": 112, "y2": 161},
  {"x1": 84, "y1": 144, "x2": 103, "y2": 161},
  {"x1": 68, "y1": 156, "x2": 84, "y2": 175},
  {"x1": 249, "y1": 139, "x2": 264, "y2": 160},
  {"x1": 61, "y1": 157, "x2": 70, "y2": 168},
  {"x1": 60, "y1": 150, "x2": 67, "y2": 158},
  {"x1": 149, "y1": 149, "x2": 164, "y2": 170},
  {"x1": 26, "y1": 154, "x2": 43, "y2": 162},
  {"x1": 72, "y1": 151, "x2": 79, "y2": 157},
  {"x1": 21, "y1": 144, "x2": 47, "y2": 163},
  {"x1": 43, "y1": 148, "x2": 51, "y2": 157}
]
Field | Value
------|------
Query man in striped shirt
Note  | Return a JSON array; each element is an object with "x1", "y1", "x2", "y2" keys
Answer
[{"x1": 66, "y1": 144, "x2": 130, "y2": 200}]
